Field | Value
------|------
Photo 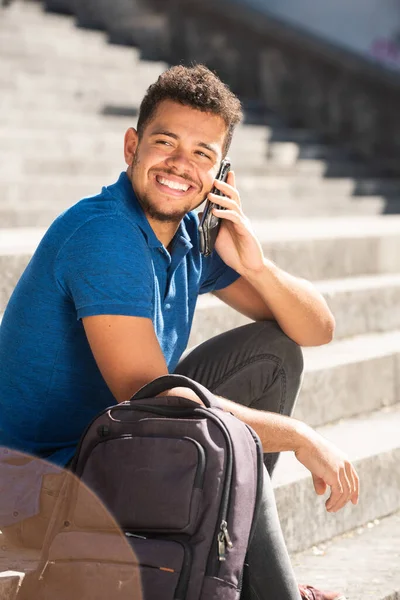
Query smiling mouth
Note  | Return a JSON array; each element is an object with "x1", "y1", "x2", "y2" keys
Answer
[{"x1": 155, "y1": 175, "x2": 193, "y2": 194}]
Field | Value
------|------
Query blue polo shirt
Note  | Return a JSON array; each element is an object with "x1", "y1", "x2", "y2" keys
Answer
[{"x1": 0, "y1": 172, "x2": 240, "y2": 466}]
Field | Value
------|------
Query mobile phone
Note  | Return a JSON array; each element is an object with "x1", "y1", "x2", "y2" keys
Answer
[{"x1": 198, "y1": 157, "x2": 231, "y2": 256}]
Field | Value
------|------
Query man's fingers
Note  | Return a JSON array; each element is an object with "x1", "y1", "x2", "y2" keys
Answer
[
  {"x1": 212, "y1": 208, "x2": 242, "y2": 226},
  {"x1": 348, "y1": 463, "x2": 360, "y2": 505},
  {"x1": 312, "y1": 474, "x2": 327, "y2": 496},
  {"x1": 226, "y1": 169, "x2": 236, "y2": 189},
  {"x1": 208, "y1": 192, "x2": 240, "y2": 212},
  {"x1": 325, "y1": 479, "x2": 343, "y2": 511},
  {"x1": 326, "y1": 463, "x2": 355, "y2": 513},
  {"x1": 212, "y1": 176, "x2": 240, "y2": 205}
]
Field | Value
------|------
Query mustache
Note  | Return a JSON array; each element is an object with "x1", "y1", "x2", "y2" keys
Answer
[{"x1": 154, "y1": 169, "x2": 199, "y2": 189}]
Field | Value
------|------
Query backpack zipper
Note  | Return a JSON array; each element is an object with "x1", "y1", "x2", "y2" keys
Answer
[{"x1": 193, "y1": 409, "x2": 234, "y2": 575}]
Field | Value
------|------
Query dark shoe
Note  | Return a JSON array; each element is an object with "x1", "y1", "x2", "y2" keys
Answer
[{"x1": 299, "y1": 584, "x2": 347, "y2": 600}]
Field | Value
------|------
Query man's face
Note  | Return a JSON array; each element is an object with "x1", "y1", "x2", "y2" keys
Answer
[{"x1": 124, "y1": 100, "x2": 228, "y2": 223}]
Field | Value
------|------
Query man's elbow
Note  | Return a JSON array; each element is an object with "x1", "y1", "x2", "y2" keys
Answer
[
  {"x1": 300, "y1": 314, "x2": 335, "y2": 347},
  {"x1": 315, "y1": 314, "x2": 336, "y2": 346}
]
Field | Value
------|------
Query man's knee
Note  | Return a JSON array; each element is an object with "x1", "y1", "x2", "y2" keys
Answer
[{"x1": 247, "y1": 321, "x2": 304, "y2": 381}]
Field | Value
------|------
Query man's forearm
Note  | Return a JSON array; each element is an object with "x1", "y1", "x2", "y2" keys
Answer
[
  {"x1": 217, "y1": 395, "x2": 308, "y2": 454},
  {"x1": 161, "y1": 387, "x2": 309, "y2": 454},
  {"x1": 244, "y1": 258, "x2": 335, "y2": 347}
]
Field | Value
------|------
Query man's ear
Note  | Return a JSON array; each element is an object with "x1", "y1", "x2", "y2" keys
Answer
[{"x1": 124, "y1": 128, "x2": 139, "y2": 166}]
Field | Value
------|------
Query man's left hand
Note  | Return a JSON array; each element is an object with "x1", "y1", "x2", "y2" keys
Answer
[{"x1": 210, "y1": 171, "x2": 264, "y2": 275}]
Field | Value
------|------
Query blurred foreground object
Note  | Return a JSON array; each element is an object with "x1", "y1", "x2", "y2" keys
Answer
[{"x1": 0, "y1": 449, "x2": 143, "y2": 600}]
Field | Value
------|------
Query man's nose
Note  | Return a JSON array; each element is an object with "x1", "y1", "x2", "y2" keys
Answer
[{"x1": 165, "y1": 148, "x2": 193, "y2": 172}]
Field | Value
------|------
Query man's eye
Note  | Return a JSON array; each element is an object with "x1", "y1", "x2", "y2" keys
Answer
[
  {"x1": 196, "y1": 151, "x2": 211, "y2": 160},
  {"x1": 156, "y1": 140, "x2": 171, "y2": 146}
]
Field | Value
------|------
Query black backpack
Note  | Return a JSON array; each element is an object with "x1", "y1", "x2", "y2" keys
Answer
[{"x1": 23, "y1": 375, "x2": 263, "y2": 600}]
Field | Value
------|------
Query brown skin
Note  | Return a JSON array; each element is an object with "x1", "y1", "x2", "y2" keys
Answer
[{"x1": 83, "y1": 99, "x2": 358, "y2": 514}]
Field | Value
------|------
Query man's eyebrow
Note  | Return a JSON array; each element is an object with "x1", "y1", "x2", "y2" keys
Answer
[
  {"x1": 197, "y1": 142, "x2": 218, "y2": 157},
  {"x1": 150, "y1": 129, "x2": 179, "y2": 140},
  {"x1": 150, "y1": 129, "x2": 218, "y2": 156}
]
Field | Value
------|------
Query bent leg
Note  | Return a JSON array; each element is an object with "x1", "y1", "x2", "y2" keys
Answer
[{"x1": 175, "y1": 320, "x2": 304, "y2": 476}]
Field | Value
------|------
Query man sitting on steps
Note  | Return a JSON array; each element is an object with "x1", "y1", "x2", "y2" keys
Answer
[{"x1": 0, "y1": 64, "x2": 358, "y2": 600}]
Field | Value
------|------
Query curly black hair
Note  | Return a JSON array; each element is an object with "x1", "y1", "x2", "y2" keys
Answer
[{"x1": 136, "y1": 64, "x2": 243, "y2": 156}]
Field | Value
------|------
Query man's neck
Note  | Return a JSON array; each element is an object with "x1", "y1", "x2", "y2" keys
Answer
[{"x1": 146, "y1": 214, "x2": 180, "y2": 251}]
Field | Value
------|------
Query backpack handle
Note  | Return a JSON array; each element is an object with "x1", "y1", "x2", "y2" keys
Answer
[{"x1": 131, "y1": 374, "x2": 220, "y2": 409}]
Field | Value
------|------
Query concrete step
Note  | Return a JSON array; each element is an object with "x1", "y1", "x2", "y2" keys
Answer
[
  {"x1": 0, "y1": 81, "x2": 155, "y2": 113},
  {"x1": 297, "y1": 330, "x2": 400, "y2": 427},
  {"x1": 292, "y1": 510, "x2": 400, "y2": 600},
  {"x1": 0, "y1": 63, "x2": 151, "y2": 97},
  {"x1": 244, "y1": 195, "x2": 389, "y2": 218},
  {"x1": 274, "y1": 403, "x2": 400, "y2": 553},
  {"x1": 0, "y1": 30, "x2": 142, "y2": 70},
  {"x1": 2, "y1": 0, "x2": 74, "y2": 24},
  {"x1": 250, "y1": 216, "x2": 400, "y2": 280},
  {"x1": 1, "y1": 2, "x2": 137, "y2": 45},
  {"x1": 0, "y1": 108, "x2": 136, "y2": 132},
  {"x1": 267, "y1": 141, "x2": 347, "y2": 165},
  {"x1": 190, "y1": 272, "x2": 400, "y2": 343},
  {"x1": 235, "y1": 174, "x2": 400, "y2": 199},
  {"x1": 0, "y1": 47, "x2": 140, "y2": 76},
  {"x1": 0, "y1": 51, "x2": 166, "y2": 89},
  {"x1": 0, "y1": 17, "x2": 136, "y2": 59}
]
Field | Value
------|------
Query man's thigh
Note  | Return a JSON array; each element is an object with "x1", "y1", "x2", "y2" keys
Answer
[{"x1": 175, "y1": 320, "x2": 304, "y2": 416}]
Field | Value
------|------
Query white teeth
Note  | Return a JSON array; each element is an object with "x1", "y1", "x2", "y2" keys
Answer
[{"x1": 157, "y1": 176, "x2": 190, "y2": 192}]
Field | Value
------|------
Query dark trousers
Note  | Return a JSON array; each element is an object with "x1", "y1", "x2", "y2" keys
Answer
[{"x1": 175, "y1": 321, "x2": 304, "y2": 600}]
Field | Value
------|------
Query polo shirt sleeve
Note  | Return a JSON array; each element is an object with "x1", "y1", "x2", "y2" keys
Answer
[
  {"x1": 55, "y1": 215, "x2": 153, "y2": 320},
  {"x1": 199, "y1": 250, "x2": 241, "y2": 295}
]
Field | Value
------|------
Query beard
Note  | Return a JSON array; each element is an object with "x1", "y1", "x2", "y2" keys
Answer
[
  {"x1": 138, "y1": 192, "x2": 189, "y2": 223},
  {"x1": 131, "y1": 154, "x2": 204, "y2": 224}
]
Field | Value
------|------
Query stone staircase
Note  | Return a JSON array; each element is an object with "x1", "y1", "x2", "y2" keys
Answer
[{"x1": 1, "y1": 2, "x2": 400, "y2": 599}]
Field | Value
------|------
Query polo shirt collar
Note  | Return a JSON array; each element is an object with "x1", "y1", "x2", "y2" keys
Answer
[{"x1": 114, "y1": 171, "x2": 193, "y2": 253}]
